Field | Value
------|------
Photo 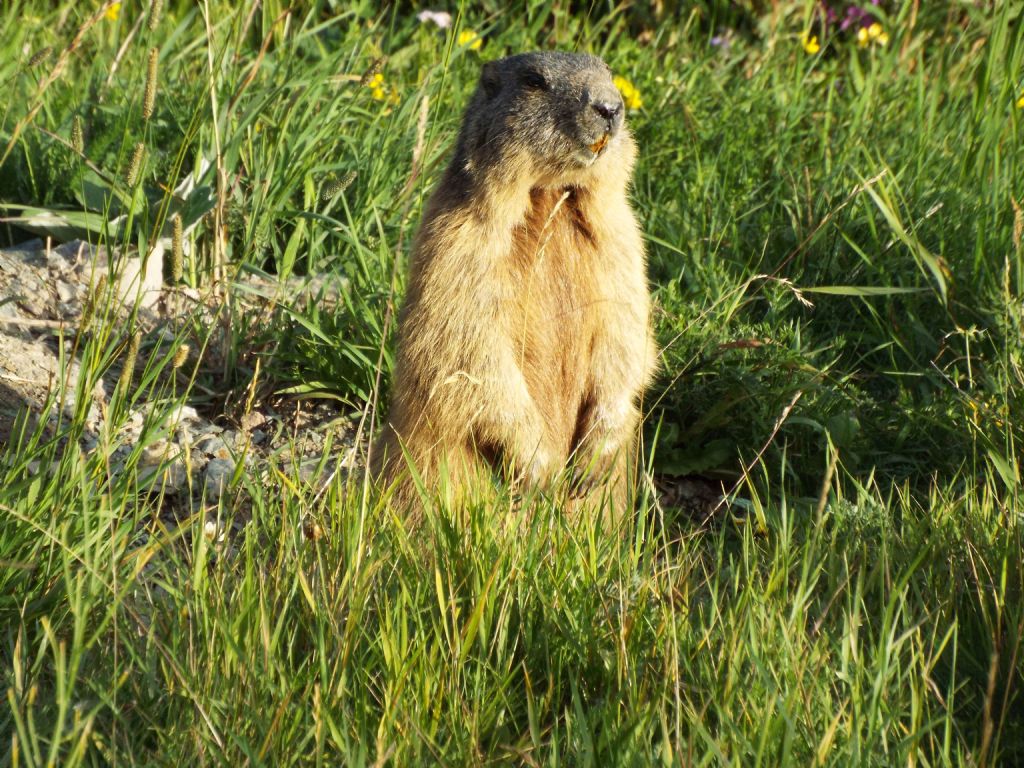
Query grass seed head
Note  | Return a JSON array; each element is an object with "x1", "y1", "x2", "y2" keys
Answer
[
  {"x1": 118, "y1": 331, "x2": 141, "y2": 391},
  {"x1": 171, "y1": 213, "x2": 184, "y2": 281},
  {"x1": 143, "y1": 48, "x2": 158, "y2": 121},
  {"x1": 321, "y1": 171, "x2": 357, "y2": 202},
  {"x1": 125, "y1": 141, "x2": 145, "y2": 186},
  {"x1": 358, "y1": 57, "x2": 384, "y2": 88},
  {"x1": 70, "y1": 115, "x2": 84, "y2": 153},
  {"x1": 172, "y1": 344, "x2": 190, "y2": 369},
  {"x1": 81, "y1": 273, "x2": 107, "y2": 330},
  {"x1": 28, "y1": 47, "x2": 53, "y2": 67},
  {"x1": 147, "y1": 0, "x2": 163, "y2": 31},
  {"x1": 94, "y1": 273, "x2": 108, "y2": 300}
]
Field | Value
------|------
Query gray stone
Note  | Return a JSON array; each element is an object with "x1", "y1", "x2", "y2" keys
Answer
[
  {"x1": 204, "y1": 457, "x2": 236, "y2": 499},
  {"x1": 196, "y1": 432, "x2": 235, "y2": 460},
  {"x1": 52, "y1": 240, "x2": 92, "y2": 267},
  {"x1": 0, "y1": 299, "x2": 20, "y2": 318},
  {"x1": 298, "y1": 460, "x2": 322, "y2": 485}
]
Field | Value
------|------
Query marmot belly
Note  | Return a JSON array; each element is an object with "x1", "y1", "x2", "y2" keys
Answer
[{"x1": 510, "y1": 187, "x2": 599, "y2": 462}]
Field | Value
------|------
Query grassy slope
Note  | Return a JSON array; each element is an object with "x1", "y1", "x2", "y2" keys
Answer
[{"x1": 1, "y1": 0, "x2": 1023, "y2": 764}]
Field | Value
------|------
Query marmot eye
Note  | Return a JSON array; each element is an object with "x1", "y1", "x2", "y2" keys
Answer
[
  {"x1": 522, "y1": 71, "x2": 548, "y2": 90},
  {"x1": 482, "y1": 76, "x2": 501, "y2": 99}
]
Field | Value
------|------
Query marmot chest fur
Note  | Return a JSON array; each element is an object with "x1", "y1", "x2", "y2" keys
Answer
[{"x1": 374, "y1": 51, "x2": 657, "y2": 513}]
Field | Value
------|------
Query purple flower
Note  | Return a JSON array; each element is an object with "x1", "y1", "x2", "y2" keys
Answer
[
  {"x1": 840, "y1": 7, "x2": 866, "y2": 30},
  {"x1": 821, "y1": 1, "x2": 882, "y2": 32}
]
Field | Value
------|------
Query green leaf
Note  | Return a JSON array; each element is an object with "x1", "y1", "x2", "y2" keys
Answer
[
  {"x1": 801, "y1": 285, "x2": 927, "y2": 296},
  {"x1": 864, "y1": 184, "x2": 948, "y2": 305},
  {"x1": 0, "y1": 204, "x2": 125, "y2": 241}
]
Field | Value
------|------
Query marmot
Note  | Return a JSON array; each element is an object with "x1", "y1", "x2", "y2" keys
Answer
[{"x1": 372, "y1": 51, "x2": 656, "y2": 516}]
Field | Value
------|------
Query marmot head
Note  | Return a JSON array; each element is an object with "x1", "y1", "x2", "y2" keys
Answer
[{"x1": 454, "y1": 51, "x2": 631, "y2": 185}]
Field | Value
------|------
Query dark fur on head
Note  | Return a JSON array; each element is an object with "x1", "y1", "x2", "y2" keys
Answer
[{"x1": 454, "y1": 52, "x2": 626, "y2": 183}]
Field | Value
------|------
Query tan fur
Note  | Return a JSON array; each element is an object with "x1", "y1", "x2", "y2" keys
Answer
[{"x1": 372, "y1": 52, "x2": 657, "y2": 517}]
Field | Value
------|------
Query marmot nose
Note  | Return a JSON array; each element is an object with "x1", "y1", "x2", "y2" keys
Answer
[{"x1": 591, "y1": 100, "x2": 622, "y2": 123}]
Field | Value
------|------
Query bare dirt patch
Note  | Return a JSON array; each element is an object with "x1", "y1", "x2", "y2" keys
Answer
[{"x1": 0, "y1": 238, "x2": 359, "y2": 520}]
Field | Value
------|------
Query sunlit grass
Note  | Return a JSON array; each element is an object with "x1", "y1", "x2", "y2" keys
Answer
[{"x1": 1, "y1": 0, "x2": 1022, "y2": 764}]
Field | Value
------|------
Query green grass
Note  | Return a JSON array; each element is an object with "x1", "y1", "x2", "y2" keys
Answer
[{"x1": 1, "y1": 0, "x2": 1023, "y2": 764}]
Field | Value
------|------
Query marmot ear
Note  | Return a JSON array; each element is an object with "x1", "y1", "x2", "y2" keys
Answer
[{"x1": 480, "y1": 61, "x2": 501, "y2": 100}]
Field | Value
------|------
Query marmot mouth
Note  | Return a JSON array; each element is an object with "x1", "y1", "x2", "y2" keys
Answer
[{"x1": 588, "y1": 133, "x2": 609, "y2": 154}]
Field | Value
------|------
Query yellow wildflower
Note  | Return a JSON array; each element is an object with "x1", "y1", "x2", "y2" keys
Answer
[
  {"x1": 856, "y1": 22, "x2": 888, "y2": 48},
  {"x1": 1017, "y1": 94, "x2": 1024, "y2": 109},
  {"x1": 801, "y1": 32, "x2": 821, "y2": 55},
  {"x1": 613, "y1": 75, "x2": 643, "y2": 110},
  {"x1": 105, "y1": 2, "x2": 121, "y2": 21},
  {"x1": 367, "y1": 72, "x2": 385, "y2": 100},
  {"x1": 858, "y1": 23, "x2": 889, "y2": 48},
  {"x1": 868, "y1": 23, "x2": 889, "y2": 46},
  {"x1": 457, "y1": 29, "x2": 483, "y2": 51},
  {"x1": 366, "y1": 72, "x2": 399, "y2": 105}
]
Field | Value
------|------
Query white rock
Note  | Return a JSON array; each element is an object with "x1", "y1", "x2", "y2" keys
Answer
[
  {"x1": 166, "y1": 404, "x2": 200, "y2": 424},
  {"x1": 141, "y1": 438, "x2": 172, "y2": 466},
  {"x1": 113, "y1": 242, "x2": 164, "y2": 310},
  {"x1": 55, "y1": 280, "x2": 77, "y2": 303}
]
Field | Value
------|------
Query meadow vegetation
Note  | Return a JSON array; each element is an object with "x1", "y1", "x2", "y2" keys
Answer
[{"x1": 1, "y1": 0, "x2": 1022, "y2": 763}]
